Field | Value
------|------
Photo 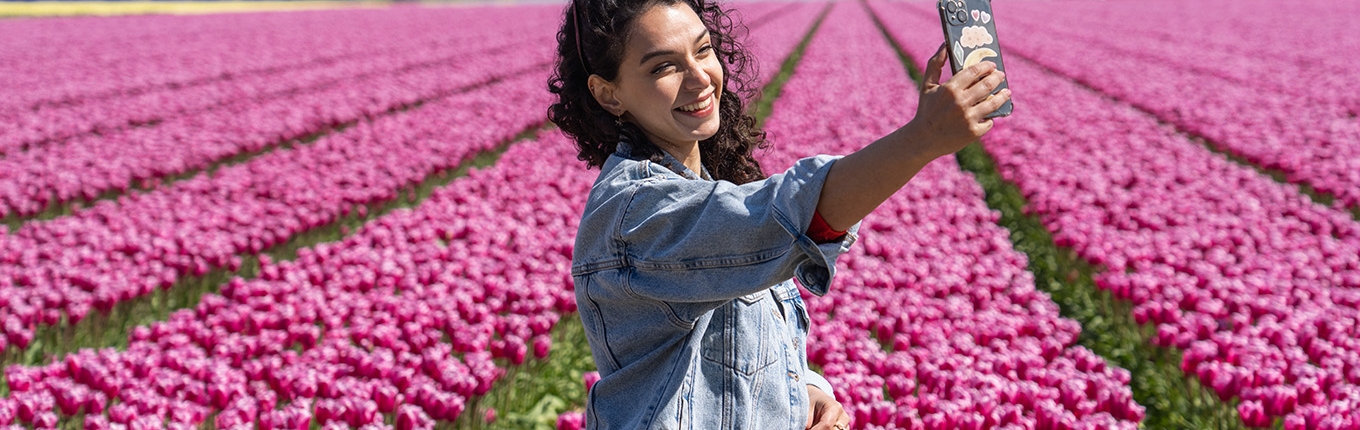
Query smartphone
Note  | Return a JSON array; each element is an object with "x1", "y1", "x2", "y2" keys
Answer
[{"x1": 938, "y1": 0, "x2": 1012, "y2": 118}]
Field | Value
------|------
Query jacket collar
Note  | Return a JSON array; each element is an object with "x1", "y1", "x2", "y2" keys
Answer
[{"x1": 617, "y1": 136, "x2": 712, "y2": 181}]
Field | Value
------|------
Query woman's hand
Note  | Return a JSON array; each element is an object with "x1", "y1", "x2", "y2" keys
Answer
[
  {"x1": 814, "y1": 43, "x2": 1011, "y2": 232},
  {"x1": 806, "y1": 385, "x2": 851, "y2": 430},
  {"x1": 907, "y1": 42, "x2": 1012, "y2": 160}
]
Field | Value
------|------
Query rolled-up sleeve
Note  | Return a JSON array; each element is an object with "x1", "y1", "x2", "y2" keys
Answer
[
  {"x1": 616, "y1": 155, "x2": 858, "y2": 308},
  {"x1": 804, "y1": 370, "x2": 837, "y2": 402}
]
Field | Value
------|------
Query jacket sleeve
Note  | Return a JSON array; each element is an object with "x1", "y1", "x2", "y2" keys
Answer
[
  {"x1": 615, "y1": 155, "x2": 858, "y2": 306},
  {"x1": 804, "y1": 370, "x2": 837, "y2": 402}
]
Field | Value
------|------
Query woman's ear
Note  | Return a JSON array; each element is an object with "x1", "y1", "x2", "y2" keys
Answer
[{"x1": 587, "y1": 74, "x2": 625, "y2": 117}]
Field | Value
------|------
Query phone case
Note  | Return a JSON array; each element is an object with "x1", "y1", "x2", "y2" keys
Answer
[{"x1": 938, "y1": 0, "x2": 1012, "y2": 118}]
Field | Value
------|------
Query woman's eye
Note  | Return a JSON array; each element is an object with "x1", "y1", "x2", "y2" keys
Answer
[
  {"x1": 651, "y1": 64, "x2": 673, "y2": 75},
  {"x1": 700, "y1": 44, "x2": 714, "y2": 53}
]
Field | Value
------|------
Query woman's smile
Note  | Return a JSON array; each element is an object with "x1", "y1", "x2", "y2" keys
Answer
[{"x1": 675, "y1": 91, "x2": 716, "y2": 118}]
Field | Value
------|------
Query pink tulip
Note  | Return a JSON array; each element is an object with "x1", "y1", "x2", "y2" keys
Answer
[
  {"x1": 373, "y1": 385, "x2": 400, "y2": 413},
  {"x1": 556, "y1": 411, "x2": 585, "y2": 430},
  {"x1": 532, "y1": 335, "x2": 552, "y2": 360},
  {"x1": 349, "y1": 399, "x2": 380, "y2": 426},
  {"x1": 395, "y1": 405, "x2": 433, "y2": 430},
  {"x1": 313, "y1": 399, "x2": 342, "y2": 425},
  {"x1": 583, "y1": 371, "x2": 601, "y2": 394},
  {"x1": 32, "y1": 412, "x2": 58, "y2": 429},
  {"x1": 0, "y1": 401, "x2": 13, "y2": 427},
  {"x1": 83, "y1": 415, "x2": 110, "y2": 430}
]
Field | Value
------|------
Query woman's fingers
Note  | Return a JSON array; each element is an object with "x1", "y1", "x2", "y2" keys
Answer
[
  {"x1": 921, "y1": 42, "x2": 949, "y2": 91},
  {"x1": 966, "y1": 88, "x2": 1011, "y2": 131},
  {"x1": 805, "y1": 385, "x2": 848, "y2": 430},
  {"x1": 809, "y1": 410, "x2": 839, "y2": 430},
  {"x1": 809, "y1": 410, "x2": 851, "y2": 430},
  {"x1": 962, "y1": 68, "x2": 1005, "y2": 107},
  {"x1": 807, "y1": 400, "x2": 850, "y2": 430},
  {"x1": 830, "y1": 407, "x2": 851, "y2": 430},
  {"x1": 948, "y1": 60, "x2": 997, "y2": 91},
  {"x1": 959, "y1": 89, "x2": 1008, "y2": 137},
  {"x1": 973, "y1": 88, "x2": 1012, "y2": 115}
]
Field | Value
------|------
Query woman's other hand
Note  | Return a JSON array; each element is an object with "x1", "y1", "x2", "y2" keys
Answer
[
  {"x1": 908, "y1": 42, "x2": 1011, "y2": 160},
  {"x1": 806, "y1": 385, "x2": 851, "y2": 430}
]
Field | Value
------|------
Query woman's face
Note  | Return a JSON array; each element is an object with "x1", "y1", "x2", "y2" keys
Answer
[{"x1": 596, "y1": 2, "x2": 723, "y2": 148}]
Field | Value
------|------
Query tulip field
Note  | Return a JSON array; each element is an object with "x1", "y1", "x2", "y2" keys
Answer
[{"x1": 1, "y1": 0, "x2": 1357, "y2": 429}]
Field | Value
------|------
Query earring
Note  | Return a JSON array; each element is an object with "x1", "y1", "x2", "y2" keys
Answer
[{"x1": 614, "y1": 114, "x2": 623, "y2": 127}]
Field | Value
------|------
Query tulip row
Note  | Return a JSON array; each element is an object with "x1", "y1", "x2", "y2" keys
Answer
[
  {"x1": 740, "y1": 1, "x2": 823, "y2": 86},
  {"x1": 998, "y1": 0, "x2": 1360, "y2": 116},
  {"x1": 0, "y1": 6, "x2": 554, "y2": 119},
  {"x1": 751, "y1": 5, "x2": 1142, "y2": 429},
  {"x1": 0, "y1": 7, "x2": 558, "y2": 157},
  {"x1": 0, "y1": 67, "x2": 554, "y2": 359},
  {"x1": 942, "y1": 0, "x2": 1360, "y2": 211},
  {"x1": 1, "y1": 131, "x2": 590, "y2": 429},
  {"x1": 0, "y1": 20, "x2": 558, "y2": 220},
  {"x1": 929, "y1": 40, "x2": 1360, "y2": 429}
]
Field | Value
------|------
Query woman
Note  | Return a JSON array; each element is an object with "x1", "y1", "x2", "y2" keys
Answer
[{"x1": 547, "y1": 0, "x2": 1009, "y2": 428}]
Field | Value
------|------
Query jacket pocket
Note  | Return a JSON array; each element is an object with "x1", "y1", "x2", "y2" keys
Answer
[{"x1": 699, "y1": 291, "x2": 778, "y2": 376}]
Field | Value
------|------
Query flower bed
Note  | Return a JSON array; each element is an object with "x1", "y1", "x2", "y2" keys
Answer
[
  {"x1": 905, "y1": 0, "x2": 1360, "y2": 211},
  {"x1": 0, "y1": 69, "x2": 553, "y2": 357},
  {"x1": 2, "y1": 132, "x2": 587, "y2": 429},
  {"x1": 951, "y1": 43, "x2": 1360, "y2": 430},
  {"x1": 753, "y1": 5, "x2": 1141, "y2": 428}
]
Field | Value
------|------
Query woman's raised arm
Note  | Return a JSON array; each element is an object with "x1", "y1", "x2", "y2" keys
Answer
[{"x1": 817, "y1": 43, "x2": 1011, "y2": 231}]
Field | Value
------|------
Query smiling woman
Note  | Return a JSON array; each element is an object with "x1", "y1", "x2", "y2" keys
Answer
[
  {"x1": 549, "y1": 0, "x2": 768, "y2": 186},
  {"x1": 547, "y1": 0, "x2": 1010, "y2": 429}
]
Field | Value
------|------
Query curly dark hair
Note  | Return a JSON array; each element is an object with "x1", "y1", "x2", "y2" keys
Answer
[{"x1": 547, "y1": 0, "x2": 768, "y2": 184}]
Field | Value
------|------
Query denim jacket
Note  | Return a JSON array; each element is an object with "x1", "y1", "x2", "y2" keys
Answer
[{"x1": 571, "y1": 140, "x2": 859, "y2": 429}]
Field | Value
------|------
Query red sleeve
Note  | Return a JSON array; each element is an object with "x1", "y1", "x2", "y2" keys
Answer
[{"x1": 807, "y1": 210, "x2": 848, "y2": 244}]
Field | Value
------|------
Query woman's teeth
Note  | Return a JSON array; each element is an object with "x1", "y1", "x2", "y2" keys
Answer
[{"x1": 677, "y1": 95, "x2": 711, "y2": 112}]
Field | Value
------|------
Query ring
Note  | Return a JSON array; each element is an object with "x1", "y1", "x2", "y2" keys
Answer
[{"x1": 834, "y1": 424, "x2": 848, "y2": 430}]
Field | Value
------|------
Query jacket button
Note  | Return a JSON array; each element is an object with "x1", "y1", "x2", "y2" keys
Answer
[{"x1": 788, "y1": 371, "x2": 799, "y2": 381}]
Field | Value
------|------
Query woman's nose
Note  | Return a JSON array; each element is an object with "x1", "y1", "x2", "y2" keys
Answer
[{"x1": 682, "y1": 59, "x2": 712, "y2": 91}]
